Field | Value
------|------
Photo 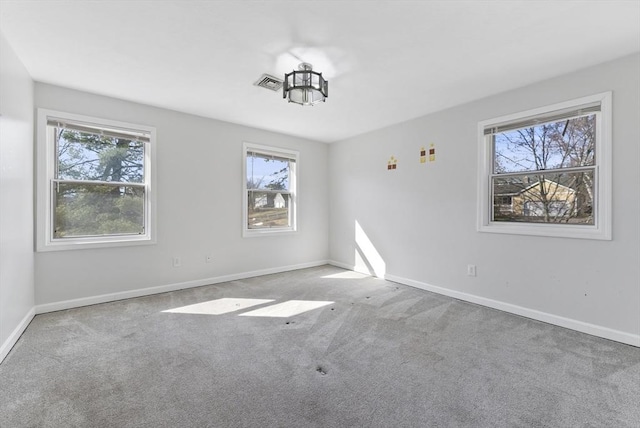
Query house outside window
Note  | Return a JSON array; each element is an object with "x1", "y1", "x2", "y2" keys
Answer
[
  {"x1": 36, "y1": 109, "x2": 156, "y2": 251},
  {"x1": 243, "y1": 143, "x2": 298, "y2": 237},
  {"x1": 477, "y1": 92, "x2": 611, "y2": 240}
]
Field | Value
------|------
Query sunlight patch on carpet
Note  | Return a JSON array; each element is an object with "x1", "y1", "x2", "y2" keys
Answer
[
  {"x1": 322, "y1": 271, "x2": 369, "y2": 279},
  {"x1": 163, "y1": 298, "x2": 274, "y2": 315},
  {"x1": 239, "y1": 300, "x2": 334, "y2": 318}
]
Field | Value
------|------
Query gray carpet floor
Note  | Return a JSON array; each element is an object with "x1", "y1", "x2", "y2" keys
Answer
[{"x1": 1, "y1": 265, "x2": 639, "y2": 427}]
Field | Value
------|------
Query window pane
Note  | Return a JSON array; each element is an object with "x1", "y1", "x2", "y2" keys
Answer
[
  {"x1": 492, "y1": 171, "x2": 594, "y2": 224},
  {"x1": 493, "y1": 114, "x2": 595, "y2": 173},
  {"x1": 246, "y1": 153, "x2": 290, "y2": 191},
  {"x1": 247, "y1": 191, "x2": 290, "y2": 229},
  {"x1": 54, "y1": 182, "x2": 144, "y2": 238},
  {"x1": 55, "y1": 126, "x2": 144, "y2": 183}
]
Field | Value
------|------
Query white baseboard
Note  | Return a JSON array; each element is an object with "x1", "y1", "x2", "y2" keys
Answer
[
  {"x1": 35, "y1": 260, "x2": 329, "y2": 314},
  {"x1": 386, "y1": 273, "x2": 640, "y2": 347},
  {"x1": 24, "y1": 259, "x2": 640, "y2": 348},
  {"x1": 0, "y1": 307, "x2": 36, "y2": 364},
  {"x1": 328, "y1": 260, "x2": 639, "y2": 347},
  {"x1": 327, "y1": 259, "x2": 356, "y2": 271}
]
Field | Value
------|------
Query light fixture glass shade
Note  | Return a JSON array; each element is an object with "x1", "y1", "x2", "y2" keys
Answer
[{"x1": 283, "y1": 63, "x2": 328, "y2": 106}]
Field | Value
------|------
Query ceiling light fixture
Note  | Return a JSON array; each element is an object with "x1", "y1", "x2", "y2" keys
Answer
[{"x1": 283, "y1": 63, "x2": 328, "y2": 106}]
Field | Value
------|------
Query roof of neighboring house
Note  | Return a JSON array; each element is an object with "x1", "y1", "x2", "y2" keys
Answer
[
  {"x1": 494, "y1": 182, "x2": 523, "y2": 196},
  {"x1": 494, "y1": 178, "x2": 577, "y2": 196}
]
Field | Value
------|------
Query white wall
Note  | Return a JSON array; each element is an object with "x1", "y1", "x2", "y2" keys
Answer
[
  {"x1": 329, "y1": 54, "x2": 640, "y2": 345},
  {"x1": 0, "y1": 32, "x2": 35, "y2": 362},
  {"x1": 34, "y1": 84, "x2": 329, "y2": 308}
]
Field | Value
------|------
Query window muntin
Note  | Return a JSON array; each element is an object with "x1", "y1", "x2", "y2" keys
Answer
[
  {"x1": 37, "y1": 109, "x2": 155, "y2": 251},
  {"x1": 477, "y1": 92, "x2": 611, "y2": 240},
  {"x1": 243, "y1": 144, "x2": 297, "y2": 236}
]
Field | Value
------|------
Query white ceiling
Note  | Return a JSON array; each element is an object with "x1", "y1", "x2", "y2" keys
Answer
[{"x1": 1, "y1": 1, "x2": 638, "y2": 143}]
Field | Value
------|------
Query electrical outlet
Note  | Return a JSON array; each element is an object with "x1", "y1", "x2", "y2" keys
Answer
[
  {"x1": 172, "y1": 257, "x2": 181, "y2": 268},
  {"x1": 467, "y1": 264, "x2": 477, "y2": 277},
  {"x1": 205, "y1": 254, "x2": 213, "y2": 263}
]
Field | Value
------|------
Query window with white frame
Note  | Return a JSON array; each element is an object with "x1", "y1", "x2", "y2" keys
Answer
[
  {"x1": 243, "y1": 143, "x2": 297, "y2": 236},
  {"x1": 37, "y1": 109, "x2": 156, "y2": 251},
  {"x1": 477, "y1": 92, "x2": 611, "y2": 240}
]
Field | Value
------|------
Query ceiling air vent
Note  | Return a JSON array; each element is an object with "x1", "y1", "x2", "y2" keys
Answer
[{"x1": 254, "y1": 74, "x2": 283, "y2": 91}]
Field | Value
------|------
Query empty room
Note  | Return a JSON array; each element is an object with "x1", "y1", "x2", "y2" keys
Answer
[{"x1": 1, "y1": 1, "x2": 639, "y2": 427}]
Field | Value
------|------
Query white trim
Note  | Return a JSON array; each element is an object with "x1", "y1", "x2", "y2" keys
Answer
[
  {"x1": 0, "y1": 308, "x2": 36, "y2": 364},
  {"x1": 35, "y1": 260, "x2": 328, "y2": 314},
  {"x1": 327, "y1": 261, "x2": 638, "y2": 347},
  {"x1": 6, "y1": 261, "x2": 637, "y2": 367},
  {"x1": 328, "y1": 259, "x2": 355, "y2": 271},
  {"x1": 383, "y1": 273, "x2": 639, "y2": 347},
  {"x1": 477, "y1": 92, "x2": 612, "y2": 240},
  {"x1": 36, "y1": 109, "x2": 157, "y2": 251}
]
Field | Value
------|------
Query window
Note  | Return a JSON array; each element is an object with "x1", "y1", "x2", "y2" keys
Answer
[
  {"x1": 477, "y1": 92, "x2": 611, "y2": 240},
  {"x1": 242, "y1": 143, "x2": 298, "y2": 236},
  {"x1": 37, "y1": 109, "x2": 156, "y2": 251}
]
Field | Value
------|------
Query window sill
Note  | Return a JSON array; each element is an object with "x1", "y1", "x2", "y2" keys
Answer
[
  {"x1": 478, "y1": 221, "x2": 611, "y2": 240},
  {"x1": 37, "y1": 235, "x2": 156, "y2": 252},
  {"x1": 242, "y1": 228, "x2": 297, "y2": 238}
]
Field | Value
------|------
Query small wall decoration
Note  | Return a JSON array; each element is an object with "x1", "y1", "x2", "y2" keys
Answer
[
  {"x1": 420, "y1": 147, "x2": 426, "y2": 163},
  {"x1": 387, "y1": 156, "x2": 397, "y2": 170},
  {"x1": 429, "y1": 143, "x2": 436, "y2": 162}
]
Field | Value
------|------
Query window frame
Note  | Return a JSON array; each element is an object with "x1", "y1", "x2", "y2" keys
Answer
[
  {"x1": 36, "y1": 109, "x2": 157, "y2": 251},
  {"x1": 477, "y1": 92, "x2": 612, "y2": 240},
  {"x1": 242, "y1": 142, "x2": 298, "y2": 237}
]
